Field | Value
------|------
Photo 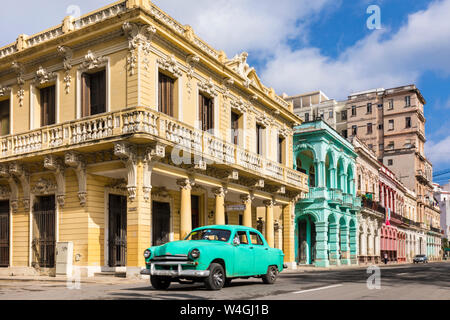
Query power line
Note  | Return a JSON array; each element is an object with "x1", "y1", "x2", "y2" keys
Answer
[{"x1": 433, "y1": 168, "x2": 450, "y2": 178}]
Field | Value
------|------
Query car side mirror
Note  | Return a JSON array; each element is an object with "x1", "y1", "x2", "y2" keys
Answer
[{"x1": 233, "y1": 237, "x2": 240, "y2": 246}]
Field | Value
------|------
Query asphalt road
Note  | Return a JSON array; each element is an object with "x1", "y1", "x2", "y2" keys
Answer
[{"x1": 0, "y1": 262, "x2": 449, "y2": 300}]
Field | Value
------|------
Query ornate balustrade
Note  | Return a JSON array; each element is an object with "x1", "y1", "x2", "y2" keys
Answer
[{"x1": 0, "y1": 106, "x2": 307, "y2": 190}]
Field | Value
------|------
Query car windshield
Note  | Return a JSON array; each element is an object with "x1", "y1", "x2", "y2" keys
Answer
[
  {"x1": 415, "y1": 255, "x2": 425, "y2": 257},
  {"x1": 185, "y1": 229, "x2": 231, "y2": 242}
]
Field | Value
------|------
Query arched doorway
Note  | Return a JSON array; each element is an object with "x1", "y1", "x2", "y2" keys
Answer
[{"x1": 297, "y1": 214, "x2": 316, "y2": 265}]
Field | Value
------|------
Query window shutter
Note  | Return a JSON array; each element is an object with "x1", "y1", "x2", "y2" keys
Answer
[
  {"x1": 40, "y1": 86, "x2": 55, "y2": 126},
  {"x1": 158, "y1": 73, "x2": 174, "y2": 117},
  {"x1": 81, "y1": 73, "x2": 91, "y2": 117}
]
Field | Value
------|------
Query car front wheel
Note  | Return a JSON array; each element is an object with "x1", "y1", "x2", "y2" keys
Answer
[
  {"x1": 204, "y1": 263, "x2": 225, "y2": 290},
  {"x1": 151, "y1": 276, "x2": 171, "y2": 290},
  {"x1": 262, "y1": 265, "x2": 278, "y2": 284}
]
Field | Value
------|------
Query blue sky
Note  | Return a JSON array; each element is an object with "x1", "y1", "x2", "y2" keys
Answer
[{"x1": 1, "y1": 0, "x2": 450, "y2": 183}]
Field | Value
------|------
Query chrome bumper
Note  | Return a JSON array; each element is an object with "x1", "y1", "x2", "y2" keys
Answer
[{"x1": 140, "y1": 262, "x2": 210, "y2": 277}]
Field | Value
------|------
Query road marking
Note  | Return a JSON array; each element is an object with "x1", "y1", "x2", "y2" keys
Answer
[{"x1": 293, "y1": 284, "x2": 343, "y2": 294}]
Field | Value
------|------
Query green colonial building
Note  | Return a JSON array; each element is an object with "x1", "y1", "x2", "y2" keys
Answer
[{"x1": 293, "y1": 120, "x2": 361, "y2": 267}]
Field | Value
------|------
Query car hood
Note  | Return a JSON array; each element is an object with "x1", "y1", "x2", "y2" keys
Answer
[{"x1": 152, "y1": 240, "x2": 227, "y2": 256}]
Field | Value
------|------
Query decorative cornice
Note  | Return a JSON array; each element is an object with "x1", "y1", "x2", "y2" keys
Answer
[
  {"x1": 80, "y1": 50, "x2": 108, "y2": 71},
  {"x1": 58, "y1": 46, "x2": 73, "y2": 94},
  {"x1": 34, "y1": 66, "x2": 57, "y2": 85},
  {"x1": 198, "y1": 77, "x2": 218, "y2": 97},
  {"x1": 186, "y1": 54, "x2": 200, "y2": 79},
  {"x1": 31, "y1": 178, "x2": 57, "y2": 195},
  {"x1": 0, "y1": 86, "x2": 11, "y2": 97},
  {"x1": 123, "y1": 22, "x2": 156, "y2": 54},
  {"x1": 157, "y1": 54, "x2": 183, "y2": 78}
]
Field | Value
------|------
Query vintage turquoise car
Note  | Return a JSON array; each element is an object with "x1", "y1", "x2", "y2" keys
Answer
[{"x1": 140, "y1": 225, "x2": 286, "y2": 290}]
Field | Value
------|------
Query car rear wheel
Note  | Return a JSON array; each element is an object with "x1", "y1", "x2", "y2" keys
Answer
[
  {"x1": 151, "y1": 276, "x2": 171, "y2": 290},
  {"x1": 262, "y1": 265, "x2": 278, "y2": 284},
  {"x1": 204, "y1": 263, "x2": 225, "y2": 290}
]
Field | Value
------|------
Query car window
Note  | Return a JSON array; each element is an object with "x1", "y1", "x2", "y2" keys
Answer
[
  {"x1": 236, "y1": 231, "x2": 249, "y2": 245},
  {"x1": 185, "y1": 229, "x2": 231, "y2": 242},
  {"x1": 249, "y1": 232, "x2": 264, "y2": 245}
]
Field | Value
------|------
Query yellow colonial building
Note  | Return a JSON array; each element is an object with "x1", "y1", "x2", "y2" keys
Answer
[{"x1": 0, "y1": 0, "x2": 308, "y2": 277}]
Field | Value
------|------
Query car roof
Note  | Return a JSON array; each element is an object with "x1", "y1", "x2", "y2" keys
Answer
[{"x1": 192, "y1": 225, "x2": 260, "y2": 232}]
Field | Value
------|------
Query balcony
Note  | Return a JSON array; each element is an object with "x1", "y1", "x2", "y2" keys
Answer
[
  {"x1": 430, "y1": 226, "x2": 442, "y2": 234},
  {"x1": 0, "y1": 106, "x2": 308, "y2": 191},
  {"x1": 416, "y1": 170, "x2": 429, "y2": 184},
  {"x1": 328, "y1": 188, "x2": 343, "y2": 205},
  {"x1": 361, "y1": 198, "x2": 386, "y2": 218},
  {"x1": 341, "y1": 193, "x2": 353, "y2": 208},
  {"x1": 352, "y1": 197, "x2": 362, "y2": 210}
]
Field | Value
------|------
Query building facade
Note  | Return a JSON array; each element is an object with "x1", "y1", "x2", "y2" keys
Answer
[
  {"x1": 350, "y1": 137, "x2": 383, "y2": 264},
  {"x1": 0, "y1": 0, "x2": 309, "y2": 277},
  {"x1": 288, "y1": 85, "x2": 442, "y2": 263},
  {"x1": 434, "y1": 182, "x2": 450, "y2": 240},
  {"x1": 293, "y1": 120, "x2": 361, "y2": 267}
]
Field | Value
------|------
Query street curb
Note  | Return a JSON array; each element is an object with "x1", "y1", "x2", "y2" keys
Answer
[{"x1": 282, "y1": 260, "x2": 448, "y2": 274}]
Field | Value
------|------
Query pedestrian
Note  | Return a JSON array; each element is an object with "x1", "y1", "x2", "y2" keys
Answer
[{"x1": 383, "y1": 252, "x2": 388, "y2": 264}]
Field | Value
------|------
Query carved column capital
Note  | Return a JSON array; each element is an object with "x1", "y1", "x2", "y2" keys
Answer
[
  {"x1": 240, "y1": 193, "x2": 254, "y2": 205},
  {"x1": 263, "y1": 198, "x2": 276, "y2": 208},
  {"x1": 213, "y1": 186, "x2": 227, "y2": 198},
  {"x1": 177, "y1": 178, "x2": 194, "y2": 190}
]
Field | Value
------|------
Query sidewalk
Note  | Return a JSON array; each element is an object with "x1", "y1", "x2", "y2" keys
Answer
[{"x1": 283, "y1": 259, "x2": 448, "y2": 274}]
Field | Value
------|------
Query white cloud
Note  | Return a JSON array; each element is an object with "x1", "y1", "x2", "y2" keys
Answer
[
  {"x1": 426, "y1": 136, "x2": 450, "y2": 166},
  {"x1": 153, "y1": 0, "x2": 333, "y2": 57},
  {"x1": 260, "y1": 0, "x2": 450, "y2": 99}
]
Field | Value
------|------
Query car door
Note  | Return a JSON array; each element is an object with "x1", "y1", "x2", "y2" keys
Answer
[
  {"x1": 249, "y1": 231, "x2": 270, "y2": 275},
  {"x1": 232, "y1": 230, "x2": 254, "y2": 276}
]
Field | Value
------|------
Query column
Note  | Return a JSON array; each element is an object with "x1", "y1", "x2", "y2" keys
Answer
[
  {"x1": 263, "y1": 199, "x2": 275, "y2": 248},
  {"x1": 328, "y1": 223, "x2": 340, "y2": 265},
  {"x1": 240, "y1": 194, "x2": 253, "y2": 228},
  {"x1": 350, "y1": 226, "x2": 358, "y2": 264},
  {"x1": 213, "y1": 187, "x2": 226, "y2": 225},
  {"x1": 314, "y1": 221, "x2": 329, "y2": 267},
  {"x1": 177, "y1": 178, "x2": 193, "y2": 240},
  {"x1": 317, "y1": 161, "x2": 326, "y2": 187},
  {"x1": 282, "y1": 202, "x2": 296, "y2": 268},
  {"x1": 329, "y1": 167, "x2": 337, "y2": 189},
  {"x1": 340, "y1": 225, "x2": 351, "y2": 265},
  {"x1": 360, "y1": 230, "x2": 367, "y2": 263}
]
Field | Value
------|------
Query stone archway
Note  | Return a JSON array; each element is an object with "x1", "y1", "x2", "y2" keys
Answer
[{"x1": 296, "y1": 214, "x2": 317, "y2": 265}]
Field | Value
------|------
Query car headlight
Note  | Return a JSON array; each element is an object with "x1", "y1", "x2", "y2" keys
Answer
[
  {"x1": 144, "y1": 249, "x2": 151, "y2": 259},
  {"x1": 189, "y1": 249, "x2": 200, "y2": 259}
]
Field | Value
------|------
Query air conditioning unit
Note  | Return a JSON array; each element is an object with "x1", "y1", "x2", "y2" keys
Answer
[{"x1": 56, "y1": 242, "x2": 73, "y2": 276}]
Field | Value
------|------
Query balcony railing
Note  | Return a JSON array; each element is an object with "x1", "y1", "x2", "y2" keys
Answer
[
  {"x1": 342, "y1": 193, "x2": 353, "y2": 207},
  {"x1": 0, "y1": 106, "x2": 308, "y2": 190},
  {"x1": 430, "y1": 226, "x2": 442, "y2": 234},
  {"x1": 303, "y1": 188, "x2": 361, "y2": 210},
  {"x1": 362, "y1": 198, "x2": 386, "y2": 216}
]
